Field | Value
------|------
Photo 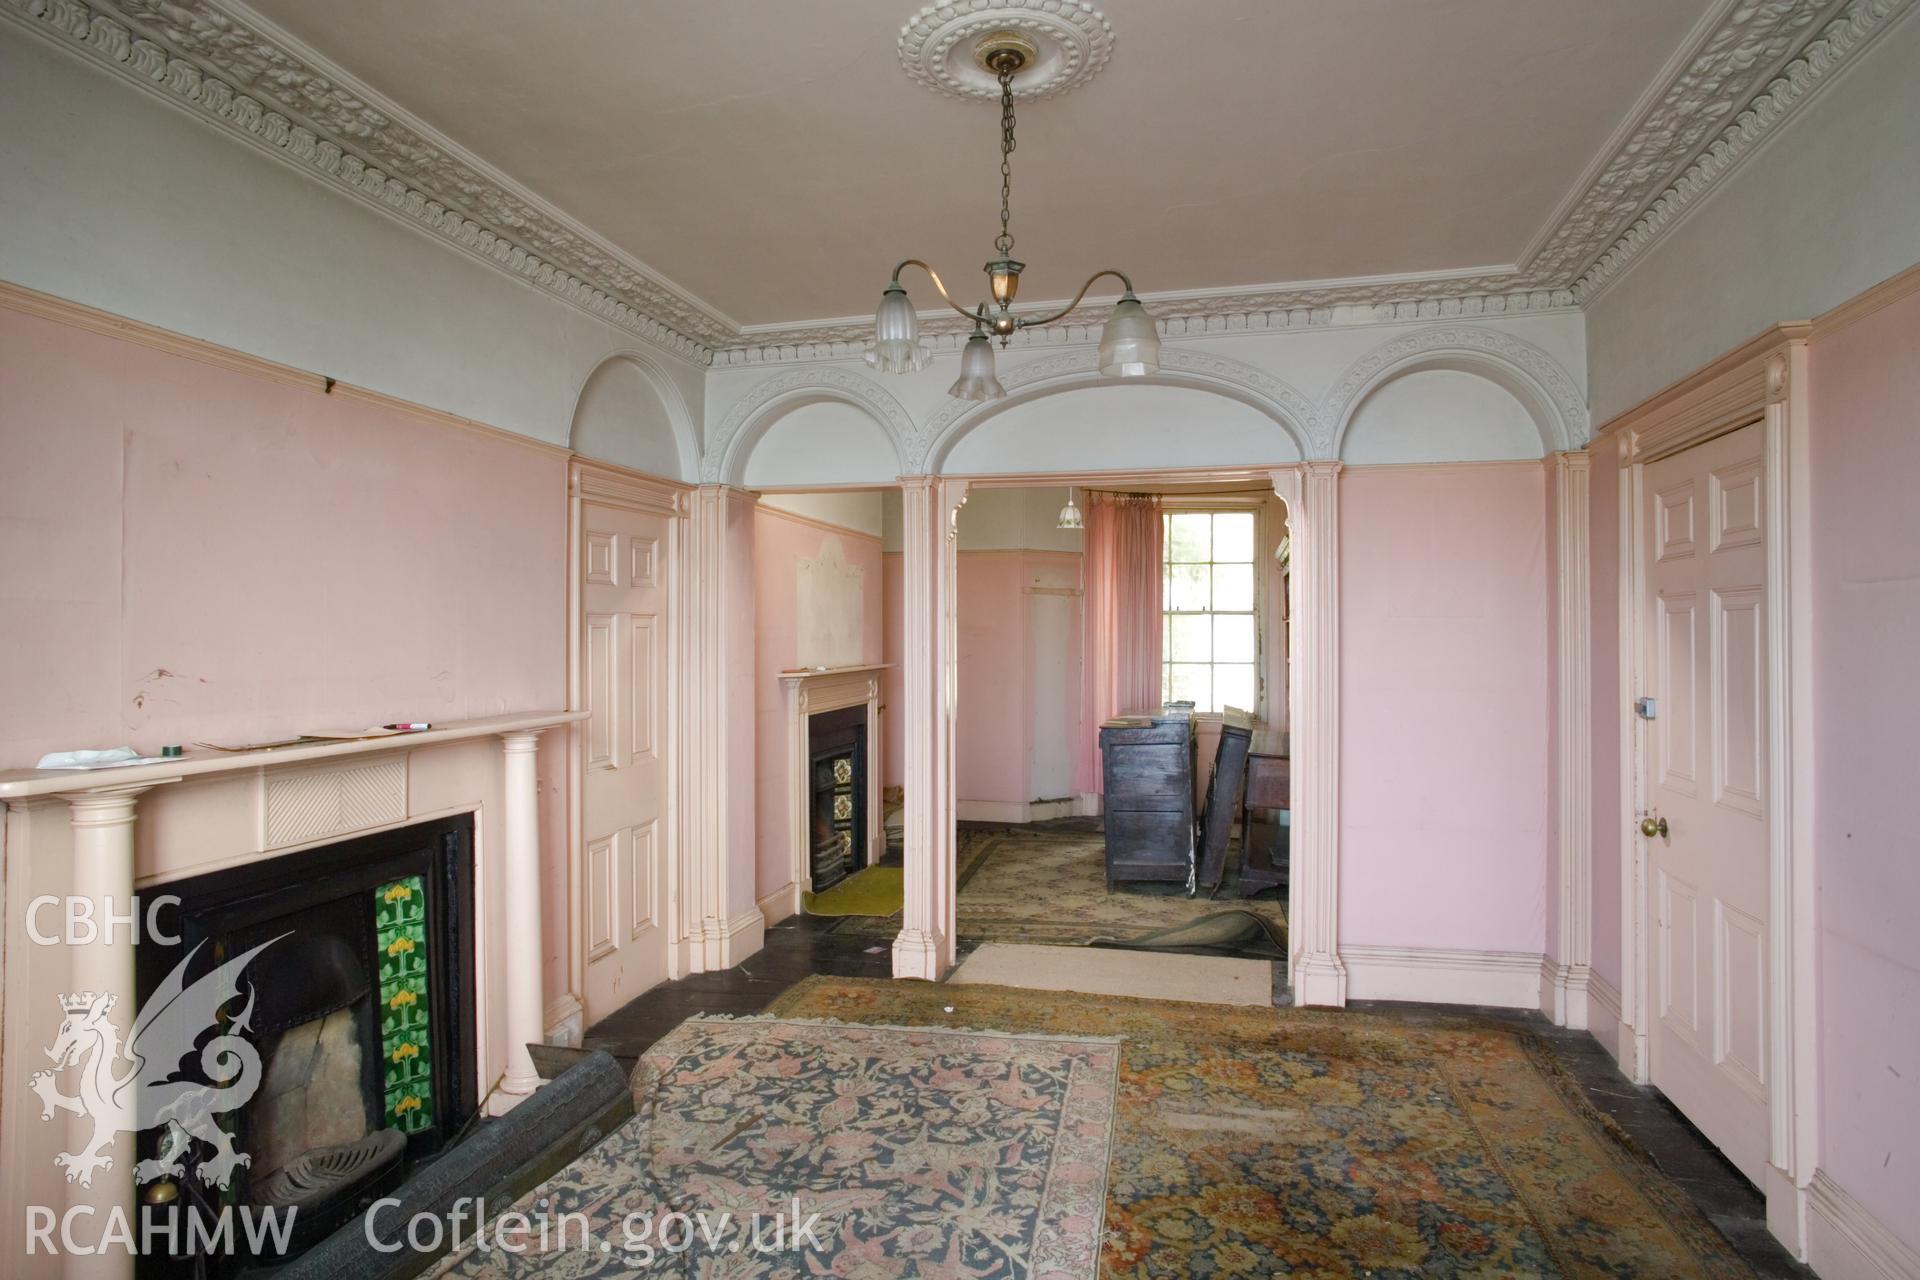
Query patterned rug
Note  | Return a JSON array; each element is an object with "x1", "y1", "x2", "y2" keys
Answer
[
  {"x1": 836, "y1": 826, "x2": 1287, "y2": 950},
  {"x1": 444, "y1": 1015, "x2": 1121, "y2": 1278},
  {"x1": 768, "y1": 979, "x2": 1755, "y2": 1279}
]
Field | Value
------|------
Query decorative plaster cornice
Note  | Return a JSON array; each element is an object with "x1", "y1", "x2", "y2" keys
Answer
[
  {"x1": 1523, "y1": 0, "x2": 1849, "y2": 285},
  {"x1": 716, "y1": 283, "x2": 1581, "y2": 367},
  {"x1": 720, "y1": 0, "x2": 1911, "y2": 363},
  {"x1": 0, "y1": 0, "x2": 729, "y2": 364},
  {"x1": 4, "y1": 0, "x2": 1907, "y2": 372},
  {"x1": 708, "y1": 330, "x2": 1585, "y2": 468},
  {"x1": 1573, "y1": 0, "x2": 1914, "y2": 302}
]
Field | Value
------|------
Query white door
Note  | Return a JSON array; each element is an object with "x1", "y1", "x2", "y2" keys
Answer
[
  {"x1": 580, "y1": 499, "x2": 670, "y2": 1023},
  {"x1": 1642, "y1": 420, "x2": 1770, "y2": 1184}
]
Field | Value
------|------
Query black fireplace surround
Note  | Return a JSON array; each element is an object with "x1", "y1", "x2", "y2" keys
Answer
[
  {"x1": 135, "y1": 815, "x2": 477, "y2": 1275},
  {"x1": 807, "y1": 704, "x2": 868, "y2": 892}
]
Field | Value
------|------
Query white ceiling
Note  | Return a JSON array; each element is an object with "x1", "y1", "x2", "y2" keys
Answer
[{"x1": 242, "y1": 0, "x2": 1715, "y2": 327}]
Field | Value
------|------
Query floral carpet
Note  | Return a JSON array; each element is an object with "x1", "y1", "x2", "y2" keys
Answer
[
  {"x1": 445, "y1": 1015, "x2": 1121, "y2": 1278},
  {"x1": 835, "y1": 826, "x2": 1287, "y2": 949},
  {"x1": 768, "y1": 979, "x2": 1756, "y2": 1279}
]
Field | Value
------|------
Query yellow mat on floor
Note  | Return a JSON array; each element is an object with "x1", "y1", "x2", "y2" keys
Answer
[
  {"x1": 803, "y1": 864, "x2": 902, "y2": 916},
  {"x1": 950, "y1": 942, "x2": 1274, "y2": 1006}
]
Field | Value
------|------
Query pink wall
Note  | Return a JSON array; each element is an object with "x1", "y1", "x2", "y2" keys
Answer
[
  {"x1": 1339, "y1": 464, "x2": 1550, "y2": 953},
  {"x1": 955, "y1": 553, "x2": 1034, "y2": 805},
  {"x1": 1587, "y1": 439, "x2": 1624, "y2": 989},
  {"x1": 951, "y1": 551, "x2": 1085, "y2": 809},
  {"x1": 886, "y1": 549, "x2": 1085, "y2": 809},
  {"x1": 0, "y1": 304, "x2": 574, "y2": 1000},
  {"x1": 1808, "y1": 287, "x2": 1920, "y2": 1250},
  {"x1": 750, "y1": 508, "x2": 884, "y2": 900}
]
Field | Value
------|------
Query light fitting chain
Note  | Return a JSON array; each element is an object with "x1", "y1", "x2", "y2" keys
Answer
[{"x1": 995, "y1": 64, "x2": 1016, "y2": 257}]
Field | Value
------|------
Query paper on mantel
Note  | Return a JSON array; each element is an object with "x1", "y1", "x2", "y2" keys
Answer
[
  {"x1": 195, "y1": 727, "x2": 413, "y2": 753},
  {"x1": 35, "y1": 747, "x2": 172, "y2": 770}
]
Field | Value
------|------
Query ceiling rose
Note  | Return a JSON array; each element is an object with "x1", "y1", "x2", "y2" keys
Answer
[{"x1": 898, "y1": 0, "x2": 1114, "y2": 102}]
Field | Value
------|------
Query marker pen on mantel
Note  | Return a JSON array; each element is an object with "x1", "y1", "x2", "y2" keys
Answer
[{"x1": 384, "y1": 723, "x2": 432, "y2": 731}]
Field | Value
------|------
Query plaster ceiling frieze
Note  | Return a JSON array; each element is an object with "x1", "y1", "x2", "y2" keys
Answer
[
  {"x1": 1574, "y1": 0, "x2": 1915, "y2": 301},
  {"x1": 703, "y1": 366, "x2": 916, "y2": 484},
  {"x1": 1318, "y1": 325, "x2": 1590, "y2": 452},
  {"x1": 717, "y1": 285, "x2": 1581, "y2": 367},
  {"x1": 1517, "y1": 0, "x2": 1848, "y2": 288},
  {"x1": 1, "y1": 0, "x2": 729, "y2": 363},
  {"x1": 7, "y1": 0, "x2": 1909, "y2": 378},
  {"x1": 720, "y1": 0, "x2": 1909, "y2": 366},
  {"x1": 103, "y1": 0, "x2": 739, "y2": 350}
]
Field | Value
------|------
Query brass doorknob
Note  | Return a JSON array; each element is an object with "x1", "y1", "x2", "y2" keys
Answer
[{"x1": 1641, "y1": 815, "x2": 1669, "y2": 839}]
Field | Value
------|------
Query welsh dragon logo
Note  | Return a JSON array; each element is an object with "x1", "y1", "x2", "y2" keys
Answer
[{"x1": 32, "y1": 937, "x2": 283, "y2": 1190}]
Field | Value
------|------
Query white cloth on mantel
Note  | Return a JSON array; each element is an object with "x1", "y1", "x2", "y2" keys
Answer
[{"x1": 34, "y1": 746, "x2": 170, "y2": 770}]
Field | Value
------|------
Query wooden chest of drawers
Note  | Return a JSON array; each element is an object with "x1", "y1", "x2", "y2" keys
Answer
[{"x1": 1099, "y1": 707, "x2": 1195, "y2": 886}]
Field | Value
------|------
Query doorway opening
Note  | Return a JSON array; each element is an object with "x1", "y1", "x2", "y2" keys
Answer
[
  {"x1": 748, "y1": 486, "x2": 901, "y2": 925},
  {"x1": 879, "y1": 474, "x2": 1298, "y2": 1000}
]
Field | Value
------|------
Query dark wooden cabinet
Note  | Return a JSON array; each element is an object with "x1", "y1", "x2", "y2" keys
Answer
[{"x1": 1099, "y1": 707, "x2": 1195, "y2": 886}]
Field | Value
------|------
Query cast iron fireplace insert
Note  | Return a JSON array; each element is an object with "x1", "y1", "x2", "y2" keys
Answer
[{"x1": 134, "y1": 814, "x2": 476, "y2": 1276}]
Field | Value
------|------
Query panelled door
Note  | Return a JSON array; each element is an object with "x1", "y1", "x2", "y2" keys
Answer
[
  {"x1": 580, "y1": 499, "x2": 670, "y2": 1023},
  {"x1": 1641, "y1": 420, "x2": 1770, "y2": 1185}
]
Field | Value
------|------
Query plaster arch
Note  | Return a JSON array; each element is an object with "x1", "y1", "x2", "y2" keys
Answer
[
  {"x1": 568, "y1": 350, "x2": 699, "y2": 481},
  {"x1": 919, "y1": 346, "x2": 1317, "y2": 473},
  {"x1": 705, "y1": 368, "x2": 913, "y2": 485},
  {"x1": 1323, "y1": 326, "x2": 1588, "y2": 460}
]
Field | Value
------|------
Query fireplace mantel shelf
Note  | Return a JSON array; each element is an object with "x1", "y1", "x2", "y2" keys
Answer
[
  {"x1": 0, "y1": 710, "x2": 586, "y2": 800},
  {"x1": 778, "y1": 663, "x2": 892, "y2": 684}
]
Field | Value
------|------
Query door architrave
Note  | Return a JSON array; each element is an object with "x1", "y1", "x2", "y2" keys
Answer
[
  {"x1": 1607, "y1": 322, "x2": 1814, "y2": 1252},
  {"x1": 568, "y1": 459, "x2": 692, "y2": 1012},
  {"x1": 892, "y1": 463, "x2": 1342, "y2": 1004}
]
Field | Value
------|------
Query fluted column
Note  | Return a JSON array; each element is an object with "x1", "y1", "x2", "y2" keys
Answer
[
  {"x1": 685, "y1": 484, "x2": 758, "y2": 972},
  {"x1": 895, "y1": 476, "x2": 967, "y2": 980},
  {"x1": 495, "y1": 729, "x2": 547, "y2": 1107},
  {"x1": 1546, "y1": 450, "x2": 1593, "y2": 1028},
  {"x1": 62, "y1": 784, "x2": 151, "y2": 1280}
]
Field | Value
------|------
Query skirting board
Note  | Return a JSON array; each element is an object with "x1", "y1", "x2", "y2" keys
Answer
[
  {"x1": 1342, "y1": 945, "x2": 1544, "y2": 1008},
  {"x1": 722, "y1": 906, "x2": 766, "y2": 965},
  {"x1": 1587, "y1": 972, "x2": 1627, "y2": 1068},
  {"x1": 692, "y1": 906, "x2": 767, "y2": 973},
  {"x1": 758, "y1": 884, "x2": 797, "y2": 928},
  {"x1": 957, "y1": 798, "x2": 1083, "y2": 823},
  {"x1": 1537, "y1": 957, "x2": 1592, "y2": 1030},
  {"x1": 1809, "y1": 1170, "x2": 1920, "y2": 1280},
  {"x1": 543, "y1": 993, "x2": 584, "y2": 1048}
]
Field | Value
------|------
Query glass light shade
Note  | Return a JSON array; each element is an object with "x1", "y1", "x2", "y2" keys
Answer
[
  {"x1": 948, "y1": 333, "x2": 1006, "y2": 401},
  {"x1": 1056, "y1": 488, "x2": 1083, "y2": 530},
  {"x1": 865, "y1": 283, "x2": 929, "y2": 374},
  {"x1": 986, "y1": 255, "x2": 1025, "y2": 306},
  {"x1": 1098, "y1": 294, "x2": 1161, "y2": 377}
]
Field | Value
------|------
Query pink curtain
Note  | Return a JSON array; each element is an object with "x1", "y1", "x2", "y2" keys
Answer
[{"x1": 1078, "y1": 494, "x2": 1163, "y2": 795}]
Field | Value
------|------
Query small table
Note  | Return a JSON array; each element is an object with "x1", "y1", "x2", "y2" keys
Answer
[{"x1": 1238, "y1": 735, "x2": 1289, "y2": 897}]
